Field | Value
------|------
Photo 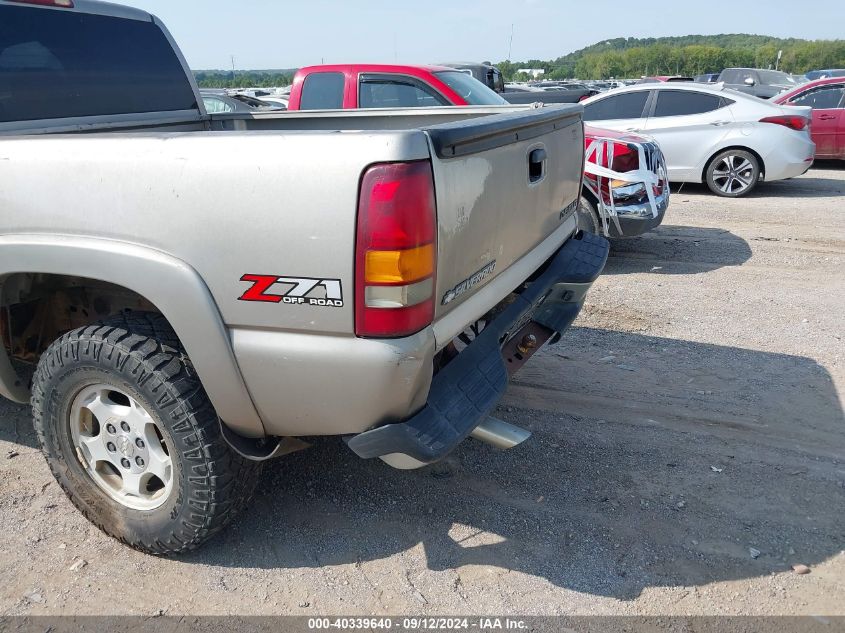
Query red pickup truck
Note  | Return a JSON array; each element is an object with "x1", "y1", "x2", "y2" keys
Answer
[{"x1": 288, "y1": 64, "x2": 669, "y2": 237}]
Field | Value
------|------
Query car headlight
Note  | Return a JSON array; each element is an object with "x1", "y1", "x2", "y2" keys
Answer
[{"x1": 611, "y1": 182, "x2": 647, "y2": 200}]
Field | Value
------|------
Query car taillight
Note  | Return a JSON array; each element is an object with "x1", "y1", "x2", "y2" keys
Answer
[
  {"x1": 610, "y1": 142, "x2": 638, "y2": 173},
  {"x1": 355, "y1": 161, "x2": 437, "y2": 338},
  {"x1": 760, "y1": 115, "x2": 809, "y2": 131},
  {"x1": 7, "y1": 0, "x2": 74, "y2": 6}
]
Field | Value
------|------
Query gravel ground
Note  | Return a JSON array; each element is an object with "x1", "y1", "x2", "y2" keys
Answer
[{"x1": 1, "y1": 164, "x2": 843, "y2": 616}]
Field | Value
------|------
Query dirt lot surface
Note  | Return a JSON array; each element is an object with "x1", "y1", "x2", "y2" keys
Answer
[{"x1": 1, "y1": 164, "x2": 843, "y2": 617}]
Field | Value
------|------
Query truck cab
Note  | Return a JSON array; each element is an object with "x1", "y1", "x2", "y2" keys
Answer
[{"x1": 287, "y1": 64, "x2": 510, "y2": 110}]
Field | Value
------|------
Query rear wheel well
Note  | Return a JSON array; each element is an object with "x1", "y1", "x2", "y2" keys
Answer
[
  {"x1": 581, "y1": 185, "x2": 599, "y2": 206},
  {"x1": 1, "y1": 273, "x2": 164, "y2": 369},
  {"x1": 702, "y1": 146, "x2": 766, "y2": 182}
]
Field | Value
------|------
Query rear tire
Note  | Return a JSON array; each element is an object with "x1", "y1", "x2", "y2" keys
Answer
[
  {"x1": 705, "y1": 149, "x2": 760, "y2": 197},
  {"x1": 31, "y1": 311, "x2": 262, "y2": 555},
  {"x1": 576, "y1": 194, "x2": 602, "y2": 235}
]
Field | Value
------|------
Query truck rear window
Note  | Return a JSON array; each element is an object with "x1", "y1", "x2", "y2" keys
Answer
[
  {"x1": 299, "y1": 72, "x2": 345, "y2": 110},
  {"x1": 0, "y1": 5, "x2": 198, "y2": 123}
]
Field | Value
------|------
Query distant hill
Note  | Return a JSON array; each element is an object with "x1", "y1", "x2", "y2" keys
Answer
[
  {"x1": 496, "y1": 34, "x2": 845, "y2": 80},
  {"x1": 553, "y1": 34, "x2": 807, "y2": 64}
]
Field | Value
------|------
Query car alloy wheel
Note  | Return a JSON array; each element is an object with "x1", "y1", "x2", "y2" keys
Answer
[
  {"x1": 69, "y1": 384, "x2": 174, "y2": 511},
  {"x1": 707, "y1": 150, "x2": 760, "y2": 197}
]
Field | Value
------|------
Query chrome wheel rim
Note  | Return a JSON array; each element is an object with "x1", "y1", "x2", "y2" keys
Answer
[
  {"x1": 712, "y1": 154, "x2": 756, "y2": 195},
  {"x1": 69, "y1": 384, "x2": 174, "y2": 511}
]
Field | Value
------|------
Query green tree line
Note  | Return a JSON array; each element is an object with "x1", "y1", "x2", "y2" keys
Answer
[
  {"x1": 193, "y1": 71, "x2": 293, "y2": 89},
  {"x1": 497, "y1": 35, "x2": 845, "y2": 80}
]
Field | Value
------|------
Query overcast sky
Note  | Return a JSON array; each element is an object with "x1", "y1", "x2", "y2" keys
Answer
[{"x1": 120, "y1": 0, "x2": 845, "y2": 70}]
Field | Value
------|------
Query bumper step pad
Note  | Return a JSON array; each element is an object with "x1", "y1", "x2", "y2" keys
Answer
[{"x1": 347, "y1": 231, "x2": 609, "y2": 465}]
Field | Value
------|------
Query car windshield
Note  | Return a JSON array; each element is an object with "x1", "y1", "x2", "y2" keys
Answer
[
  {"x1": 434, "y1": 71, "x2": 508, "y2": 105},
  {"x1": 758, "y1": 70, "x2": 795, "y2": 85}
]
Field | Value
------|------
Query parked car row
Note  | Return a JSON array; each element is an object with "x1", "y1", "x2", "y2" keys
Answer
[
  {"x1": 582, "y1": 71, "x2": 844, "y2": 170},
  {"x1": 581, "y1": 82, "x2": 817, "y2": 197},
  {"x1": 424, "y1": 63, "x2": 840, "y2": 201},
  {"x1": 715, "y1": 68, "x2": 803, "y2": 99},
  {"x1": 457, "y1": 61, "x2": 840, "y2": 197},
  {"x1": 199, "y1": 89, "x2": 288, "y2": 113}
]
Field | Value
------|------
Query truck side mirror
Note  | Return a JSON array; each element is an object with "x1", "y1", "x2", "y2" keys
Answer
[{"x1": 744, "y1": 77, "x2": 756, "y2": 86}]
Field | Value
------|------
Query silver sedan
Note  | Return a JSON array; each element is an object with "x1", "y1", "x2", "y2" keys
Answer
[{"x1": 582, "y1": 83, "x2": 815, "y2": 197}]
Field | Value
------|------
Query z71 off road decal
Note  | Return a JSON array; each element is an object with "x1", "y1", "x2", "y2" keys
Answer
[{"x1": 239, "y1": 275, "x2": 343, "y2": 307}]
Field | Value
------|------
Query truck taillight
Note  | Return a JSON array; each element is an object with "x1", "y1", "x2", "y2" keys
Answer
[
  {"x1": 355, "y1": 162, "x2": 437, "y2": 338},
  {"x1": 7, "y1": 0, "x2": 74, "y2": 6},
  {"x1": 759, "y1": 115, "x2": 809, "y2": 131}
]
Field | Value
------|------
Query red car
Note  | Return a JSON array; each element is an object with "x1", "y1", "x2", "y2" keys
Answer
[
  {"x1": 774, "y1": 77, "x2": 845, "y2": 159},
  {"x1": 289, "y1": 64, "x2": 669, "y2": 237}
]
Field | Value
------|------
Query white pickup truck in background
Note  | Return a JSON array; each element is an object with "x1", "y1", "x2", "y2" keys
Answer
[{"x1": 0, "y1": 0, "x2": 608, "y2": 553}]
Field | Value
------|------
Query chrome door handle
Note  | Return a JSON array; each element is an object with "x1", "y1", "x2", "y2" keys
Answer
[
  {"x1": 819, "y1": 114, "x2": 836, "y2": 120},
  {"x1": 625, "y1": 127, "x2": 641, "y2": 132},
  {"x1": 710, "y1": 120, "x2": 730, "y2": 126}
]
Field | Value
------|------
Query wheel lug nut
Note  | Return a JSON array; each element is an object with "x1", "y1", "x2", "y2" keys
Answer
[
  {"x1": 135, "y1": 438, "x2": 145, "y2": 449},
  {"x1": 135, "y1": 457, "x2": 145, "y2": 467},
  {"x1": 121, "y1": 458, "x2": 131, "y2": 469},
  {"x1": 106, "y1": 424, "x2": 116, "y2": 434},
  {"x1": 107, "y1": 442, "x2": 116, "y2": 453},
  {"x1": 120, "y1": 421, "x2": 130, "y2": 432}
]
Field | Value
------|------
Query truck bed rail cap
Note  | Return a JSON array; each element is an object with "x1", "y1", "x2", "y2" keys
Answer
[{"x1": 423, "y1": 103, "x2": 583, "y2": 159}]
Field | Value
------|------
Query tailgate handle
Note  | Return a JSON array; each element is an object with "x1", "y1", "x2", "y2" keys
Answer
[{"x1": 528, "y1": 147, "x2": 547, "y2": 183}]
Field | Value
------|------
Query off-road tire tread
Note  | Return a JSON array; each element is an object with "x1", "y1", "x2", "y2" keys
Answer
[{"x1": 31, "y1": 311, "x2": 262, "y2": 555}]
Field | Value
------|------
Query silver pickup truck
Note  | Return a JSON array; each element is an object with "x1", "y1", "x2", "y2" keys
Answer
[{"x1": 0, "y1": 0, "x2": 608, "y2": 554}]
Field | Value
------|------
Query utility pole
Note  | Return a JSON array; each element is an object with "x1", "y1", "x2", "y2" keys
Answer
[
  {"x1": 230, "y1": 55, "x2": 235, "y2": 72},
  {"x1": 508, "y1": 24, "x2": 514, "y2": 60}
]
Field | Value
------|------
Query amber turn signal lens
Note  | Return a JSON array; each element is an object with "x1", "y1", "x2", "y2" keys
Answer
[{"x1": 364, "y1": 243, "x2": 434, "y2": 285}]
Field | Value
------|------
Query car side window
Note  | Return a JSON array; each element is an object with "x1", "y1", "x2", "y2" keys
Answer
[
  {"x1": 202, "y1": 97, "x2": 234, "y2": 114},
  {"x1": 359, "y1": 77, "x2": 447, "y2": 109},
  {"x1": 299, "y1": 72, "x2": 345, "y2": 110},
  {"x1": 493, "y1": 69, "x2": 505, "y2": 93},
  {"x1": 652, "y1": 90, "x2": 724, "y2": 117},
  {"x1": 790, "y1": 85, "x2": 845, "y2": 109},
  {"x1": 739, "y1": 70, "x2": 757, "y2": 83},
  {"x1": 583, "y1": 91, "x2": 649, "y2": 121}
]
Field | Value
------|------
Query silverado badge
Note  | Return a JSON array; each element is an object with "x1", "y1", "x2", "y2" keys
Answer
[{"x1": 441, "y1": 261, "x2": 497, "y2": 306}]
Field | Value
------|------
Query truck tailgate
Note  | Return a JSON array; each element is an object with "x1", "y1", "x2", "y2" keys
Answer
[{"x1": 423, "y1": 105, "x2": 584, "y2": 320}]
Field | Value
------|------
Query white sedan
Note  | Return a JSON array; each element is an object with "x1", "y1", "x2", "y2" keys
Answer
[{"x1": 582, "y1": 83, "x2": 815, "y2": 197}]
